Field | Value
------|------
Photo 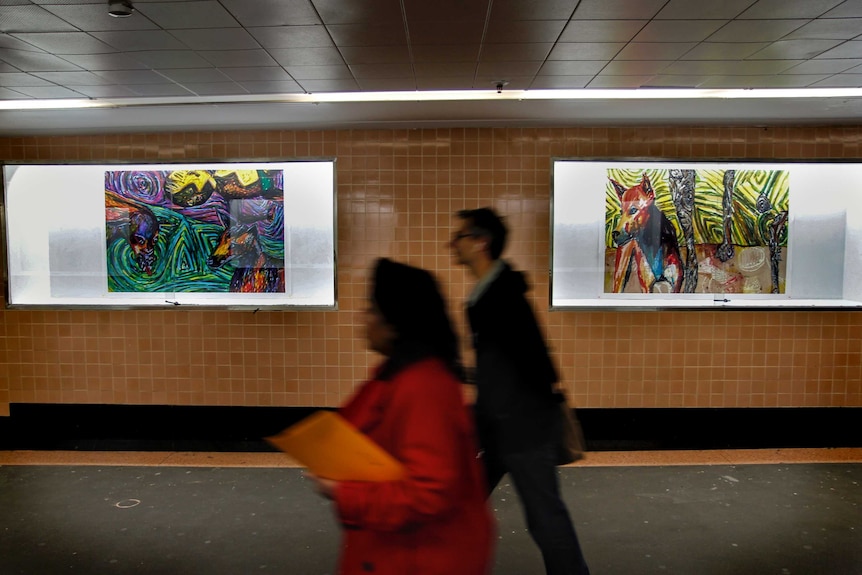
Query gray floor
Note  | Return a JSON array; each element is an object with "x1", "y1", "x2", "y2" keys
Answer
[{"x1": 1, "y1": 463, "x2": 860, "y2": 574}]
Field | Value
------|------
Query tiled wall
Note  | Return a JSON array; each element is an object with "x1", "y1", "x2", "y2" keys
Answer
[{"x1": 1, "y1": 126, "x2": 861, "y2": 416}]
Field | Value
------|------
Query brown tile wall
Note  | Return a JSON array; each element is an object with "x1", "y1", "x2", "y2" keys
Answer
[{"x1": 1, "y1": 126, "x2": 861, "y2": 415}]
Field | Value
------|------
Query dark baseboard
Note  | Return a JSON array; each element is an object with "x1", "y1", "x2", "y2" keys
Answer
[{"x1": 0, "y1": 403, "x2": 860, "y2": 452}]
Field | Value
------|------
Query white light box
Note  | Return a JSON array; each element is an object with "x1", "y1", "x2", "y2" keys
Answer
[
  {"x1": 3, "y1": 161, "x2": 336, "y2": 308},
  {"x1": 551, "y1": 159, "x2": 862, "y2": 309}
]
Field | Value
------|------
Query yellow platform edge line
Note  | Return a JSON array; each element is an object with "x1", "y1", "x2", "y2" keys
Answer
[{"x1": 2, "y1": 448, "x2": 861, "y2": 468}]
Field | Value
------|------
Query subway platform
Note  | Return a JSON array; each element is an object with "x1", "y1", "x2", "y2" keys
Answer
[{"x1": 1, "y1": 405, "x2": 861, "y2": 574}]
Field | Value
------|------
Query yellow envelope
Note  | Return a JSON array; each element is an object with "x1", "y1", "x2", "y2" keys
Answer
[{"x1": 265, "y1": 410, "x2": 405, "y2": 481}]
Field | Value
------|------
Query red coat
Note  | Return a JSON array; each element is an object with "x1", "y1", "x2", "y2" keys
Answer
[{"x1": 333, "y1": 358, "x2": 494, "y2": 575}]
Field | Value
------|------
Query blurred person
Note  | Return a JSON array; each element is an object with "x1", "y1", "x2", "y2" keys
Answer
[
  {"x1": 450, "y1": 207, "x2": 590, "y2": 575},
  {"x1": 306, "y1": 257, "x2": 494, "y2": 575}
]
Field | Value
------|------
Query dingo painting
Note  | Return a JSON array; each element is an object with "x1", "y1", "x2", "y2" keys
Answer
[{"x1": 605, "y1": 168, "x2": 789, "y2": 295}]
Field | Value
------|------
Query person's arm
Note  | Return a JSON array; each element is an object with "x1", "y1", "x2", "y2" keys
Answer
[
  {"x1": 480, "y1": 289, "x2": 558, "y2": 392},
  {"x1": 332, "y1": 366, "x2": 468, "y2": 532}
]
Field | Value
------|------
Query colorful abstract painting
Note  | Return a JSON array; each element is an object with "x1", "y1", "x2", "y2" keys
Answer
[
  {"x1": 604, "y1": 168, "x2": 790, "y2": 295},
  {"x1": 105, "y1": 169, "x2": 285, "y2": 293}
]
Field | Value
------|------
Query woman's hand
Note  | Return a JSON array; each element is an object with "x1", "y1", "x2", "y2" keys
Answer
[{"x1": 304, "y1": 471, "x2": 337, "y2": 500}]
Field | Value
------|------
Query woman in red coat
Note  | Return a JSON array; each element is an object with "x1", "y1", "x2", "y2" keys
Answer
[{"x1": 307, "y1": 258, "x2": 494, "y2": 575}]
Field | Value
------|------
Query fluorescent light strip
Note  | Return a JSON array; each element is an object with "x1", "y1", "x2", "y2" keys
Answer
[{"x1": 2, "y1": 87, "x2": 862, "y2": 111}]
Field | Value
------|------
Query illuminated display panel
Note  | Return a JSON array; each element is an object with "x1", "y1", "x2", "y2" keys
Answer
[
  {"x1": 552, "y1": 159, "x2": 862, "y2": 309},
  {"x1": 3, "y1": 161, "x2": 336, "y2": 308}
]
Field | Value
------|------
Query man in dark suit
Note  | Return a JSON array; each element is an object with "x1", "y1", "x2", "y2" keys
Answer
[{"x1": 450, "y1": 207, "x2": 590, "y2": 575}]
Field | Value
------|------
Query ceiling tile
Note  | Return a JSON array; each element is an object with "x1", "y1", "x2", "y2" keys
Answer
[
  {"x1": 0, "y1": 5, "x2": 77, "y2": 33},
  {"x1": 748, "y1": 39, "x2": 843, "y2": 59},
  {"x1": 782, "y1": 58, "x2": 862, "y2": 73},
  {"x1": 135, "y1": 1, "x2": 240, "y2": 30},
  {"x1": 537, "y1": 60, "x2": 605, "y2": 75},
  {"x1": 0, "y1": 33, "x2": 44, "y2": 51},
  {"x1": 480, "y1": 43, "x2": 553, "y2": 61},
  {"x1": 412, "y1": 44, "x2": 480, "y2": 62},
  {"x1": 269, "y1": 46, "x2": 344, "y2": 67},
  {"x1": 169, "y1": 28, "x2": 260, "y2": 51},
  {"x1": 529, "y1": 75, "x2": 591, "y2": 88},
  {"x1": 587, "y1": 74, "x2": 654, "y2": 88},
  {"x1": 326, "y1": 23, "x2": 407, "y2": 47},
  {"x1": 199, "y1": 49, "x2": 278, "y2": 67},
  {"x1": 311, "y1": 0, "x2": 403, "y2": 25},
  {"x1": 815, "y1": 40, "x2": 862, "y2": 58},
  {"x1": 0, "y1": 71, "x2": 53, "y2": 86},
  {"x1": 356, "y1": 77, "x2": 415, "y2": 90},
  {"x1": 132, "y1": 50, "x2": 210, "y2": 69},
  {"x1": 655, "y1": 0, "x2": 757, "y2": 19},
  {"x1": 59, "y1": 53, "x2": 149, "y2": 71},
  {"x1": 413, "y1": 61, "x2": 476, "y2": 76},
  {"x1": 403, "y1": 0, "x2": 489, "y2": 22},
  {"x1": 663, "y1": 59, "x2": 802, "y2": 74},
  {"x1": 236, "y1": 79, "x2": 302, "y2": 93},
  {"x1": 633, "y1": 20, "x2": 726, "y2": 42},
  {"x1": 681, "y1": 42, "x2": 770, "y2": 60},
  {"x1": 71, "y1": 85, "x2": 139, "y2": 98},
  {"x1": 823, "y1": 2, "x2": 862, "y2": 17},
  {"x1": 784, "y1": 18, "x2": 862, "y2": 40},
  {"x1": 10, "y1": 32, "x2": 116, "y2": 54},
  {"x1": 285, "y1": 65, "x2": 353, "y2": 80},
  {"x1": 475, "y1": 60, "x2": 542, "y2": 77},
  {"x1": 707, "y1": 20, "x2": 807, "y2": 42},
  {"x1": 615, "y1": 42, "x2": 698, "y2": 60},
  {"x1": 349, "y1": 62, "x2": 413, "y2": 78},
  {"x1": 490, "y1": 0, "x2": 577, "y2": 21},
  {"x1": 39, "y1": 4, "x2": 160, "y2": 32},
  {"x1": 248, "y1": 26, "x2": 333, "y2": 49},
  {"x1": 94, "y1": 69, "x2": 182, "y2": 85},
  {"x1": 340, "y1": 46, "x2": 410, "y2": 65},
  {"x1": 91, "y1": 31, "x2": 186, "y2": 51},
  {"x1": 181, "y1": 81, "x2": 248, "y2": 95},
  {"x1": 698, "y1": 74, "x2": 829, "y2": 87},
  {"x1": 296, "y1": 78, "x2": 359, "y2": 91},
  {"x1": 548, "y1": 42, "x2": 625, "y2": 60},
  {"x1": 156, "y1": 67, "x2": 230, "y2": 83},
  {"x1": 559, "y1": 20, "x2": 645, "y2": 43},
  {"x1": 220, "y1": 0, "x2": 320, "y2": 27},
  {"x1": 810, "y1": 73, "x2": 862, "y2": 87},
  {"x1": 30, "y1": 70, "x2": 114, "y2": 85},
  {"x1": 126, "y1": 83, "x2": 195, "y2": 96},
  {"x1": 221, "y1": 67, "x2": 292, "y2": 82},
  {"x1": 8, "y1": 85, "x2": 85, "y2": 98},
  {"x1": 601, "y1": 60, "x2": 672, "y2": 75},
  {"x1": 0, "y1": 86, "x2": 28, "y2": 99},
  {"x1": 0, "y1": 49, "x2": 82, "y2": 71},
  {"x1": 573, "y1": 0, "x2": 667, "y2": 20},
  {"x1": 840, "y1": 61, "x2": 862, "y2": 72},
  {"x1": 738, "y1": 0, "x2": 845, "y2": 19},
  {"x1": 484, "y1": 20, "x2": 566, "y2": 43},
  {"x1": 415, "y1": 76, "x2": 478, "y2": 89},
  {"x1": 642, "y1": 74, "x2": 708, "y2": 87},
  {"x1": 409, "y1": 21, "x2": 484, "y2": 44}
]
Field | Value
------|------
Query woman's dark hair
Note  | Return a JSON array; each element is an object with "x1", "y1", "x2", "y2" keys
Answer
[{"x1": 372, "y1": 258, "x2": 462, "y2": 380}]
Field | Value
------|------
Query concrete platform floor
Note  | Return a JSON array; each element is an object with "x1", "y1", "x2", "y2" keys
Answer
[{"x1": 2, "y1": 448, "x2": 861, "y2": 574}]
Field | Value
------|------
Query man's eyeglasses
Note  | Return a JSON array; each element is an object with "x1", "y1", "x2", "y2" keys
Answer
[{"x1": 451, "y1": 232, "x2": 475, "y2": 242}]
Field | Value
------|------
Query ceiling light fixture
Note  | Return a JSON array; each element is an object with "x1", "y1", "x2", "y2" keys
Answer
[
  {"x1": 2, "y1": 88, "x2": 862, "y2": 112},
  {"x1": 108, "y1": 0, "x2": 134, "y2": 18}
]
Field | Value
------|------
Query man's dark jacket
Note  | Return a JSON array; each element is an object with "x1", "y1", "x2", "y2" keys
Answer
[{"x1": 467, "y1": 262, "x2": 559, "y2": 454}]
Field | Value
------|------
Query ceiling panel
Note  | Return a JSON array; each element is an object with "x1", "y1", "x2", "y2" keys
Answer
[
  {"x1": 134, "y1": 1, "x2": 239, "y2": 29},
  {"x1": 1, "y1": 0, "x2": 862, "y2": 135}
]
